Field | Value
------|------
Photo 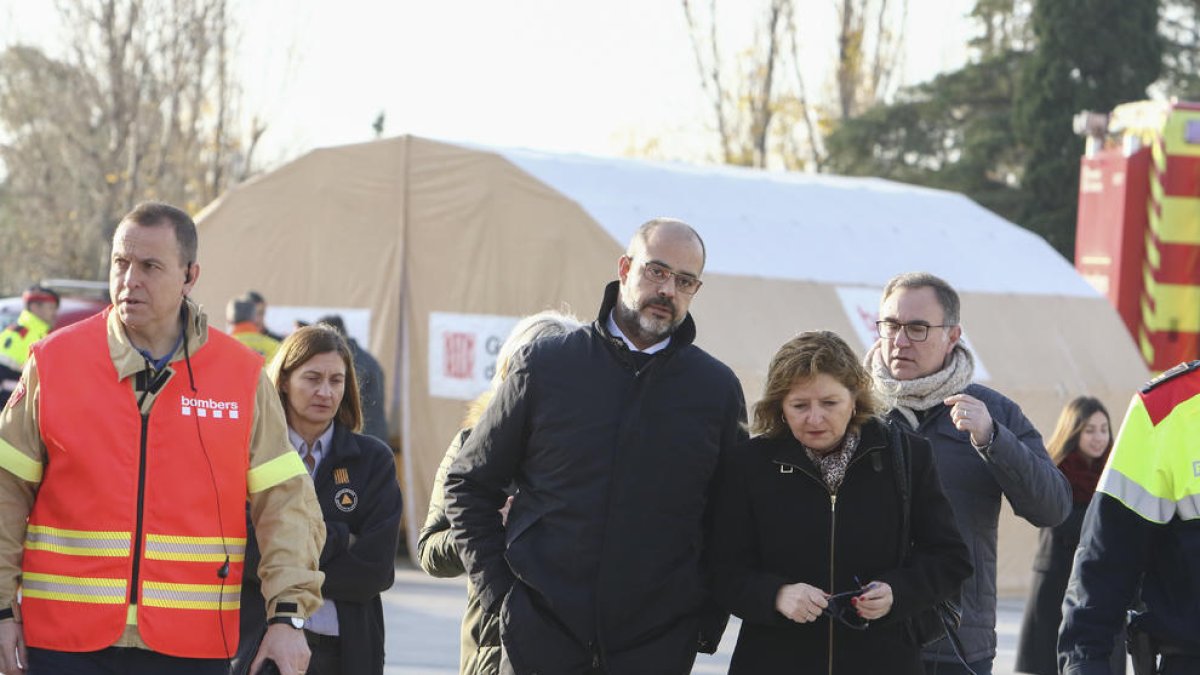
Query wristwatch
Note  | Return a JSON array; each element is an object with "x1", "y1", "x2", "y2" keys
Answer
[{"x1": 268, "y1": 616, "x2": 305, "y2": 630}]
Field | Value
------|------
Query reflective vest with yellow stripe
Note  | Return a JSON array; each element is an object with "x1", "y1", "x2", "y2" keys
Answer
[
  {"x1": 230, "y1": 325, "x2": 280, "y2": 364},
  {"x1": 24, "y1": 311, "x2": 259, "y2": 657},
  {"x1": 1100, "y1": 361, "x2": 1200, "y2": 523},
  {"x1": 0, "y1": 310, "x2": 50, "y2": 371}
]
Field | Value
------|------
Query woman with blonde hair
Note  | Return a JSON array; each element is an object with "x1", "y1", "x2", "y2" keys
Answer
[
  {"x1": 712, "y1": 330, "x2": 971, "y2": 673},
  {"x1": 417, "y1": 310, "x2": 581, "y2": 675},
  {"x1": 1015, "y1": 396, "x2": 1122, "y2": 675}
]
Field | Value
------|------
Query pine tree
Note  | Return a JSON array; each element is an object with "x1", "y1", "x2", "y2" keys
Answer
[
  {"x1": 824, "y1": 1, "x2": 1031, "y2": 225},
  {"x1": 1015, "y1": 0, "x2": 1162, "y2": 258}
]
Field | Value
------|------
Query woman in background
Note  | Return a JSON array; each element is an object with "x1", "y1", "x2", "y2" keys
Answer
[
  {"x1": 1016, "y1": 396, "x2": 1123, "y2": 675},
  {"x1": 417, "y1": 310, "x2": 580, "y2": 675}
]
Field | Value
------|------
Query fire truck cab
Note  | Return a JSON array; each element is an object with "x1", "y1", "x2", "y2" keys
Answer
[{"x1": 1075, "y1": 100, "x2": 1200, "y2": 371}]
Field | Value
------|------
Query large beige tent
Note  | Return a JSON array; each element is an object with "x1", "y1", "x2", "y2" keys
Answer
[{"x1": 193, "y1": 135, "x2": 1149, "y2": 594}]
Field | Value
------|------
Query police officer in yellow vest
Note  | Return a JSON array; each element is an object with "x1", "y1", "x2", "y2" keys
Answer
[
  {"x1": 227, "y1": 297, "x2": 281, "y2": 364},
  {"x1": 1059, "y1": 361, "x2": 1200, "y2": 675},
  {"x1": 0, "y1": 286, "x2": 59, "y2": 407}
]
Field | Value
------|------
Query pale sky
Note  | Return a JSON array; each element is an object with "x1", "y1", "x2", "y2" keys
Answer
[{"x1": 0, "y1": 0, "x2": 975, "y2": 168}]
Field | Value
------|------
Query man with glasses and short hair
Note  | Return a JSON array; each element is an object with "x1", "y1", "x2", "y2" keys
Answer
[
  {"x1": 446, "y1": 218, "x2": 747, "y2": 674},
  {"x1": 866, "y1": 271, "x2": 1070, "y2": 675}
]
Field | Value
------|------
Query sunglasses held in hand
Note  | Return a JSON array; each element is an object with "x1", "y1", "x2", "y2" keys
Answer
[{"x1": 823, "y1": 578, "x2": 872, "y2": 630}]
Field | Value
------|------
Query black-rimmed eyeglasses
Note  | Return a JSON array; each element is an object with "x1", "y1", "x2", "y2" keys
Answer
[
  {"x1": 641, "y1": 261, "x2": 703, "y2": 295},
  {"x1": 876, "y1": 320, "x2": 951, "y2": 343}
]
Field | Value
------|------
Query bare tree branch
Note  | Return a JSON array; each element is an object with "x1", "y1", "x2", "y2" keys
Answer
[{"x1": 0, "y1": 0, "x2": 258, "y2": 288}]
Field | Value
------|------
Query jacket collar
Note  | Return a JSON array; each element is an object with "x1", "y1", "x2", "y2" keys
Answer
[
  {"x1": 230, "y1": 321, "x2": 259, "y2": 336},
  {"x1": 312, "y1": 423, "x2": 363, "y2": 490},
  {"x1": 108, "y1": 298, "x2": 210, "y2": 381},
  {"x1": 328, "y1": 422, "x2": 363, "y2": 462},
  {"x1": 593, "y1": 280, "x2": 697, "y2": 352},
  {"x1": 768, "y1": 417, "x2": 889, "y2": 469}
]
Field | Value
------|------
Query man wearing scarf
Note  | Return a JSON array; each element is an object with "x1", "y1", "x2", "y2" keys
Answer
[{"x1": 866, "y1": 271, "x2": 1071, "y2": 675}]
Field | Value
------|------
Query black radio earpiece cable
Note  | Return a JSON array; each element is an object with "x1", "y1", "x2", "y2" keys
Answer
[{"x1": 182, "y1": 322, "x2": 233, "y2": 658}]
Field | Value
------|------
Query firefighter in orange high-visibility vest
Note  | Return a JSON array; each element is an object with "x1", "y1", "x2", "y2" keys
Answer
[{"x1": 0, "y1": 204, "x2": 325, "y2": 675}]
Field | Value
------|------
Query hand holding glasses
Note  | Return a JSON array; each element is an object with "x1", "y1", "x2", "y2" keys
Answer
[
  {"x1": 824, "y1": 587, "x2": 870, "y2": 630},
  {"x1": 825, "y1": 576, "x2": 894, "y2": 629}
]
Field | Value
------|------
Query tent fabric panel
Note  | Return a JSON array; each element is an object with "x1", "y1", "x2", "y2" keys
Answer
[
  {"x1": 193, "y1": 137, "x2": 408, "y2": 436},
  {"x1": 400, "y1": 139, "x2": 621, "y2": 555}
]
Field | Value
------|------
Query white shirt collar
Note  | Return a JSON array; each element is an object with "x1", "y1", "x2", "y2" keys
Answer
[
  {"x1": 606, "y1": 310, "x2": 670, "y2": 354},
  {"x1": 288, "y1": 423, "x2": 334, "y2": 475}
]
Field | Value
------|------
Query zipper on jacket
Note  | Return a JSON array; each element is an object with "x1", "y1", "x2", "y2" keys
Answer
[
  {"x1": 825, "y1": 444, "x2": 882, "y2": 674},
  {"x1": 128, "y1": 413, "x2": 151, "y2": 606},
  {"x1": 828, "y1": 492, "x2": 837, "y2": 675},
  {"x1": 773, "y1": 459, "x2": 839, "y2": 672},
  {"x1": 593, "y1": 341, "x2": 680, "y2": 666},
  {"x1": 776, "y1": 441, "x2": 882, "y2": 675}
]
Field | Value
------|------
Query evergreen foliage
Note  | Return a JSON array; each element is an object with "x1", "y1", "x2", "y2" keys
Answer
[{"x1": 1014, "y1": 0, "x2": 1162, "y2": 257}]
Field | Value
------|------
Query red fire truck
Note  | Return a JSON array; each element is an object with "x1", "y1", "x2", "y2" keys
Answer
[{"x1": 1075, "y1": 100, "x2": 1200, "y2": 372}]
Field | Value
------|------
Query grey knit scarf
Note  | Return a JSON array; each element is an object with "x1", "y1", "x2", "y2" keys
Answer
[{"x1": 865, "y1": 342, "x2": 976, "y2": 428}]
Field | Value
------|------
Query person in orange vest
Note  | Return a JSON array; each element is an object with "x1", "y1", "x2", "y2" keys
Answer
[
  {"x1": 0, "y1": 202, "x2": 325, "y2": 675},
  {"x1": 0, "y1": 286, "x2": 59, "y2": 407},
  {"x1": 227, "y1": 297, "x2": 281, "y2": 364},
  {"x1": 244, "y1": 290, "x2": 285, "y2": 342}
]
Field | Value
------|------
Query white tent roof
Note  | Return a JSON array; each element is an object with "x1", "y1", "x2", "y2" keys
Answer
[{"x1": 493, "y1": 146, "x2": 1096, "y2": 297}]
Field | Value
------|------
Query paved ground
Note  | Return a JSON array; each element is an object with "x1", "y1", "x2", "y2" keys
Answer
[{"x1": 381, "y1": 561, "x2": 1042, "y2": 675}]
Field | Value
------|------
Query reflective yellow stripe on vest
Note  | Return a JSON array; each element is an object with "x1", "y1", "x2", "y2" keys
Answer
[
  {"x1": 25, "y1": 524, "x2": 131, "y2": 557},
  {"x1": 141, "y1": 581, "x2": 241, "y2": 610},
  {"x1": 22, "y1": 572, "x2": 126, "y2": 604},
  {"x1": 1100, "y1": 392, "x2": 1200, "y2": 522},
  {"x1": 144, "y1": 533, "x2": 246, "y2": 563},
  {"x1": 246, "y1": 451, "x2": 307, "y2": 494},
  {"x1": 0, "y1": 436, "x2": 42, "y2": 484}
]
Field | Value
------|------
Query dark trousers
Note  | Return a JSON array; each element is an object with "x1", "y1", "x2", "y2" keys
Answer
[
  {"x1": 498, "y1": 581, "x2": 698, "y2": 675},
  {"x1": 303, "y1": 631, "x2": 341, "y2": 675},
  {"x1": 27, "y1": 646, "x2": 229, "y2": 675},
  {"x1": 922, "y1": 657, "x2": 994, "y2": 675}
]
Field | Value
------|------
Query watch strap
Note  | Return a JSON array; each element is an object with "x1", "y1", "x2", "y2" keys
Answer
[{"x1": 267, "y1": 615, "x2": 304, "y2": 630}]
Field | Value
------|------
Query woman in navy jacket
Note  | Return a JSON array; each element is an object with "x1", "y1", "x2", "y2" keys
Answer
[{"x1": 239, "y1": 325, "x2": 403, "y2": 675}]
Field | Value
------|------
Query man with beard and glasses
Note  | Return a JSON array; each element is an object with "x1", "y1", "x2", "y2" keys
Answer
[{"x1": 446, "y1": 218, "x2": 747, "y2": 675}]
